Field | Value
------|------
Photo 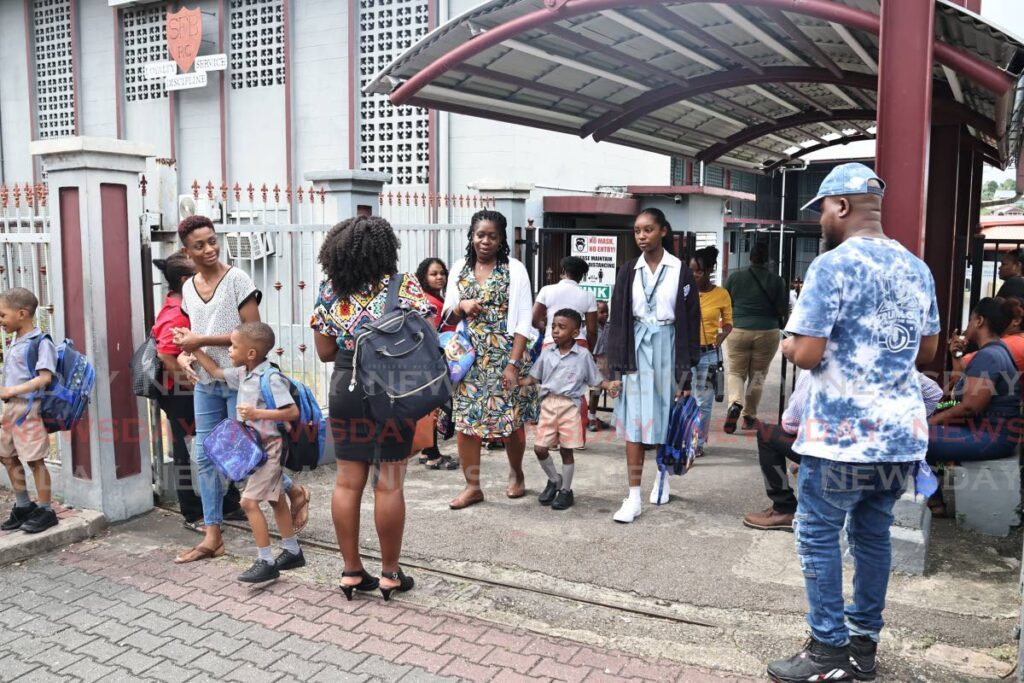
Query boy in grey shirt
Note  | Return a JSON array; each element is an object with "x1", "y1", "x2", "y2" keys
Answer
[
  {"x1": 520, "y1": 309, "x2": 619, "y2": 510},
  {"x1": 0, "y1": 288, "x2": 59, "y2": 534},
  {"x1": 193, "y1": 322, "x2": 304, "y2": 583}
]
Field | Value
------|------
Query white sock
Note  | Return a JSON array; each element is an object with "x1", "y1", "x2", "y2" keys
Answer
[
  {"x1": 538, "y1": 455, "x2": 560, "y2": 484},
  {"x1": 588, "y1": 411, "x2": 597, "y2": 420},
  {"x1": 257, "y1": 546, "x2": 274, "y2": 563},
  {"x1": 280, "y1": 536, "x2": 300, "y2": 555},
  {"x1": 561, "y1": 463, "x2": 575, "y2": 491},
  {"x1": 628, "y1": 486, "x2": 642, "y2": 503}
]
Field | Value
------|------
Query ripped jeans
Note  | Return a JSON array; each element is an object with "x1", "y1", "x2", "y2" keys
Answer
[{"x1": 794, "y1": 456, "x2": 914, "y2": 647}]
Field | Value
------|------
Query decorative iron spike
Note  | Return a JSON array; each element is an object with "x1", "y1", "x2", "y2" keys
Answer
[
  {"x1": 233, "y1": 183, "x2": 242, "y2": 201},
  {"x1": 261, "y1": 183, "x2": 268, "y2": 202},
  {"x1": 273, "y1": 281, "x2": 282, "y2": 291},
  {"x1": 296, "y1": 186, "x2": 304, "y2": 203},
  {"x1": 404, "y1": 191, "x2": 411, "y2": 205},
  {"x1": 308, "y1": 186, "x2": 315, "y2": 204},
  {"x1": 221, "y1": 181, "x2": 228, "y2": 201},
  {"x1": 318, "y1": 188, "x2": 326, "y2": 204},
  {"x1": 276, "y1": 347, "x2": 283, "y2": 356},
  {"x1": 297, "y1": 280, "x2": 306, "y2": 289},
  {"x1": 12, "y1": 184, "x2": 21, "y2": 208},
  {"x1": 206, "y1": 181, "x2": 215, "y2": 200},
  {"x1": 140, "y1": 175, "x2": 148, "y2": 196},
  {"x1": 39, "y1": 265, "x2": 46, "y2": 275},
  {"x1": 298, "y1": 343, "x2": 307, "y2": 353},
  {"x1": 247, "y1": 183, "x2": 255, "y2": 202},
  {"x1": 25, "y1": 184, "x2": 34, "y2": 207},
  {"x1": 36, "y1": 184, "x2": 46, "y2": 207},
  {"x1": 387, "y1": 191, "x2": 394, "y2": 204},
  {"x1": 1, "y1": 184, "x2": 9, "y2": 209},
  {"x1": 45, "y1": 304, "x2": 54, "y2": 314},
  {"x1": 191, "y1": 180, "x2": 200, "y2": 199},
  {"x1": 285, "y1": 184, "x2": 292, "y2": 203},
  {"x1": 273, "y1": 184, "x2": 280, "y2": 203}
]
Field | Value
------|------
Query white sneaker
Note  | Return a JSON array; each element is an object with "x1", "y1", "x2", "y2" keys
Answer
[
  {"x1": 613, "y1": 497, "x2": 642, "y2": 523},
  {"x1": 650, "y1": 472, "x2": 671, "y2": 505}
]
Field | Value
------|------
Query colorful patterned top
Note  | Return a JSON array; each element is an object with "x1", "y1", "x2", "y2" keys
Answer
[{"x1": 309, "y1": 274, "x2": 431, "y2": 350}]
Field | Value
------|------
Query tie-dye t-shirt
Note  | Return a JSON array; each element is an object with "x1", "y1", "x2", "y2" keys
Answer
[{"x1": 786, "y1": 236, "x2": 940, "y2": 463}]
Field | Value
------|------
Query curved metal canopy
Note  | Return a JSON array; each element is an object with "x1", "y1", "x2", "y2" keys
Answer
[{"x1": 366, "y1": 0, "x2": 1024, "y2": 171}]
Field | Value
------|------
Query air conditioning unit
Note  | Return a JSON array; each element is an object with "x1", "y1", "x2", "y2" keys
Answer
[
  {"x1": 178, "y1": 194, "x2": 224, "y2": 223},
  {"x1": 225, "y1": 232, "x2": 276, "y2": 260}
]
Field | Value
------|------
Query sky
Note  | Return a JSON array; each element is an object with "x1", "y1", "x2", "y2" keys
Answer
[{"x1": 804, "y1": 0, "x2": 1021, "y2": 183}]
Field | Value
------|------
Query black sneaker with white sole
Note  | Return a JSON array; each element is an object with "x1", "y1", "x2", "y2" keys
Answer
[
  {"x1": 20, "y1": 506, "x2": 58, "y2": 534},
  {"x1": 767, "y1": 637, "x2": 852, "y2": 683},
  {"x1": 238, "y1": 560, "x2": 280, "y2": 583},
  {"x1": 538, "y1": 478, "x2": 560, "y2": 506},
  {"x1": 1, "y1": 502, "x2": 38, "y2": 531},
  {"x1": 274, "y1": 549, "x2": 306, "y2": 571},
  {"x1": 848, "y1": 635, "x2": 877, "y2": 681},
  {"x1": 551, "y1": 489, "x2": 574, "y2": 510}
]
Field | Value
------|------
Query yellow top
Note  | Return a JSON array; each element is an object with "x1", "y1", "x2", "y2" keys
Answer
[{"x1": 698, "y1": 286, "x2": 733, "y2": 346}]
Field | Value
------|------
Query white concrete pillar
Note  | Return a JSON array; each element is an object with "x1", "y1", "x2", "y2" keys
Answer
[{"x1": 304, "y1": 169, "x2": 391, "y2": 224}]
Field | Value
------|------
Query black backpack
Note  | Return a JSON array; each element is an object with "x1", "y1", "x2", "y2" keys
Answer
[
  {"x1": 131, "y1": 335, "x2": 163, "y2": 399},
  {"x1": 350, "y1": 276, "x2": 452, "y2": 423}
]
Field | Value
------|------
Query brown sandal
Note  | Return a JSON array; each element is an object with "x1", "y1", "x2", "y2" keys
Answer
[
  {"x1": 449, "y1": 490, "x2": 484, "y2": 510},
  {"x1": 174, "y1": 543, "x2": 225, "y2": 564},
  {"x1": 290, "y1": 484, "x2": 310, "y2": 533}
]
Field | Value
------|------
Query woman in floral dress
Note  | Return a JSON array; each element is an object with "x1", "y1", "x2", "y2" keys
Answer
[{"x1": 442, "y1": 210, "x2": 537, "y2": 509}]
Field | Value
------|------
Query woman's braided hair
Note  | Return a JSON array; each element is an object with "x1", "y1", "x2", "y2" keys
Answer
[
  {"x1": 317, "y1": 216, "x2": 400, "y2": 298},
  {"x1": 465, "y1": 209, "x2": 510, "y2": 268}
]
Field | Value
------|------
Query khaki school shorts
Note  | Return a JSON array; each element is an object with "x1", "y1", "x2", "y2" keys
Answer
[
  {"x1": 242, "y1": 437, "x2": 284, "y2": 503},
  {"x1": 535, "y1": 395, "x2": 585, "y2": 450},
  {"x1": 0, "y1": 398, "x2": 50, "y2": 463}
]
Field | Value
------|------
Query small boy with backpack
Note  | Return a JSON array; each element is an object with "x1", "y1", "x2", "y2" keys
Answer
[
  {"x1": 0, "y1": 288, "x2": 60, "y2": 533},
  {"x1": 520, "y1": 309, "x2": 619, "y2": 510},
  {"x1": 191, "y1": 322, "x2": 305, "y2": 583}
]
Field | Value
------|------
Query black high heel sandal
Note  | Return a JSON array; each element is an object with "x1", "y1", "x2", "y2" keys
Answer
[
  {"x1": 379, "y1": 570, "x2": 414, "y2": 602},
  {"x1": 340, "y1": 569, "x2": 380, "y2": 601}
]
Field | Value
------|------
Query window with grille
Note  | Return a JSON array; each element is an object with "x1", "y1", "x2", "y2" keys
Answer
[
  {"x1": 32, "y1": 0, "x2": 75, "y2": 139},
  {"x1": 122, "y1": 3, "x2": 168, "y2": 103},
  {"x1": 704, "y1": 165, "x2": 725, "y2": 188},
  {"x1": 358, "y1": 0, "x2": 430, "y2": 185},
  {"x1": 229, "y1": 0, "x2": 285, "y2": 90}
]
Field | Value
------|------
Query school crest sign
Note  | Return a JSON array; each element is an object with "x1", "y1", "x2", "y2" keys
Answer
[{"x1": 142, "y1": 7, "x2": 227, "y2": 91}]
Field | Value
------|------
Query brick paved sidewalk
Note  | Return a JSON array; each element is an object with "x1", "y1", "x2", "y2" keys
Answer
[{"x1": 0, "y1": 535, "x2": 755, "y2": 682}]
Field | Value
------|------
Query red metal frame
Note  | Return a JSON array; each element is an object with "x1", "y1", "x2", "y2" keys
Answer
[
  {"x1": 923, "y1": 124, "x2": 962, "y2": 367},
  {"x1": 389, "y1": 0, "x2": 1013, "y2": 107},
  {"x1": 763, "y1": 134, "x2": 874, "y2": 173},
  {"x1": 59, "y1": 187, "x2": 90, "y2": 480},
  {"x1": 876, "y1": 0, "x2": 935, "y2": 257}
]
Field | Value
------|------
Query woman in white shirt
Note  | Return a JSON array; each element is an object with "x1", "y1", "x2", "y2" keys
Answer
[
  {"x1": 442, "y1": 211, "x2": 537, "y2": 510},
  {"x1": 605, "y1": 208, "x2": 702, "y2": 523}
]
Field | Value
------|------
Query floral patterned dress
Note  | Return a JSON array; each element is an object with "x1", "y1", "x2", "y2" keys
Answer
[{"x1": 454, "y1": 263, "x2": 538, "y2": 438}]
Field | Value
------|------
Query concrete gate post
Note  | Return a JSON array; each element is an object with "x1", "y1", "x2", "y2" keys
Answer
[
  {"x1": 305, "y1": 169, "x2": 392, "y2": 224},
  {"x1": 470, "y1": 181, "x2": 533, "y2": 231},
  {"x1": 30, "y1": 137, "x2": 154, "y2": 522}
]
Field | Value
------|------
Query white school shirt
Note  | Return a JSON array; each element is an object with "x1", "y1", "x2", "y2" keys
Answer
[
  {"x1": 535, "y1": 279, "x2": 597, "y2": 342},
  {"x1": 442, "y1": 257, "x2": 535, "y2": 340},
  {"x1": 631, "y1": 252, "x2": 682, "y2": 323}
]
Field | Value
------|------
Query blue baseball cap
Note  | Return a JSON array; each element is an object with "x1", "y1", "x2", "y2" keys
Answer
[{"x1": 801, "y1": 162, "x2": 886, "y2": 213}]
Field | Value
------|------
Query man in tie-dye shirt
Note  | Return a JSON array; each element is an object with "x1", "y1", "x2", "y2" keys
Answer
[{"x1": 766, "y1": 163, "x2": 940, "y2": 683}]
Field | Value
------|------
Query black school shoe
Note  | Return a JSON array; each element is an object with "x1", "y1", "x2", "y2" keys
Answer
[
  {"x1": 238, "y1": 560, "x2": 280, "y2": 583},
  {"x1": 538, "y1": 478, "x2": 560, "y2": 506},
  {"x1": 551, "y1": 490, "x2": 574, "y2": 510},
  {"x1": 20, "y1": 506, "x2": 58, "y2": 534},
  {"x1": 848, "y1": 635, "x2": 878, "y2": 681},
  {"x1": 723, "y1": 402, "x2": 743, "y2": 434},
  {"x1": 274, "y1": 549, "x2": 306, "y2": 571},
  {"x1": 1, "y1": 502, "x2": 38, "y2": 531},
  {"x1": 767, "y1": 638, "x2": 852, "y2": 683}
]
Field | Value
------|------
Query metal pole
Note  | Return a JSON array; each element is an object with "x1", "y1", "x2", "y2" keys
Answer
[{"x1": 778, "y1": 170, "x2": 786, "y2": 277}]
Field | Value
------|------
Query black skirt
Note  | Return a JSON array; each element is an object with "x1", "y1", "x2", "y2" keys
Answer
[{"x1": 330, "y1": 356, "x2": 415, "y2": 463}]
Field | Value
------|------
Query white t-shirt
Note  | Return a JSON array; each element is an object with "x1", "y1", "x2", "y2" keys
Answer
[
  {"x1": 631, "y1": 252, "x2": 682, "y2": 323},
  {"x1": 535, "y1": 279, "x2": 598, "y2": 342}
]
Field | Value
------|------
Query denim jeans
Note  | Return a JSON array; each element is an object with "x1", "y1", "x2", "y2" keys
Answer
[
  {"x1": 794, "y1": 455, "x2": 914, "y2": 646},
  {"x1": 194, "y1": 382, "x2": 293, "y2": 526},
  {"x1": 691, "y1": 348, "x2": 719, "y2": 446}
]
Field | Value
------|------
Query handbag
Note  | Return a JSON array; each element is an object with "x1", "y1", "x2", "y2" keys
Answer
[
  {"x1": 131, "y1": 335, "x2": 163, "y2": 399},
  {"x1": 708, "y1": 346, "x2": 725, "y2": 403},
  {"x1": 202, "y1": 418, "x2": 267, "y2": 482},
  {"x1": 439, "y1": 320, "x2": 476, "y2": 384},
  {"x1": 435, "y1": 400, "x2": 455, "y2": 440},
  {"x1": 411, "y1": 409, "x2": 437, "y2": 453},
  {"x1": 749, "y1": 269, "x2": 787, "y2": 328}
]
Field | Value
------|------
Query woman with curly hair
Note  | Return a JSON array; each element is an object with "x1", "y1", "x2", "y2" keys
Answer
[
  {"x1": 442, "y1": 210, "x2": 537, "y2": 509},
  {"x1": 311, "y1": 216, "x2": 431, "y2": 600},
  {"x1": 414, "y1": 257, "x2": 457, "y2": 470}
]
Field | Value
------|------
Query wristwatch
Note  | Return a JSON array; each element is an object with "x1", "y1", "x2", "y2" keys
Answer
[{"x1": 507, "y1": 358, "x2": 523, "y2": 370}]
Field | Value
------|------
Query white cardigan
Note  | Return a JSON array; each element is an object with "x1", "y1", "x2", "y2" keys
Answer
[{"x1": 442, "y1": 257, "x2": 535, "y2": 340}]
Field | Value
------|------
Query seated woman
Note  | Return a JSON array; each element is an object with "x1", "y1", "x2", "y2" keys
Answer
[
  {"x1": 948, "y1": 296, "x2": 1024, "y2": 379},
  {"x1": 928, "y1": 297, "x2": 1023, "y2": 466}
]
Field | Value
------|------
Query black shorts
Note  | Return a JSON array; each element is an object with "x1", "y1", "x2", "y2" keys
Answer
[{"x1": 329, "y1": 366, "x2": 415, "y2": 463}]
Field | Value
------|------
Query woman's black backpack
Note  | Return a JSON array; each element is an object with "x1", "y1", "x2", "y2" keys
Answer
[
  {"x1": 350, "y1": 276, "x2": 452, "y2": 423},
  {"x1": 131, "y1": 335, "x2": 163, "y2": 399}
]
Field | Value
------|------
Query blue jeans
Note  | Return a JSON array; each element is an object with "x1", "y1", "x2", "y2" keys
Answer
[
  {"x1": 926, "y1": 422, "x2": 1018, "y2": 464},
  {"x1": 194, "y1": 382, "x2": 293, "y2": 526},
  {"x1": 794, "y1": 455, "x2": 914, "y2": 646},
  {"x1": 691, "y1": 349, "x2": 718, "y2": 446}
]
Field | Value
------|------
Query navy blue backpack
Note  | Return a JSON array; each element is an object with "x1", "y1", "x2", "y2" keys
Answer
[
  {"x1": 19, "y1": 335, "x2": 95, "y2": 433},
  {"x1": 652, "y1": 396, "x2": 701, "y2": 504},
  {"x1": 259, "y1": 368, "x2": 328, "y2": 472}
]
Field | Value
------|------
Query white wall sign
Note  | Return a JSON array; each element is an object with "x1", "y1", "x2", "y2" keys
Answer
[
  {"x1": 572, "y1": 234, "x2": 618, "y2": 289},
  {"x1": 194, "y1": 54, "x2": 227, "y2": 72},
  {"x1": 144, "y1": 61, "x2": 177, "y2": 80},
  {"x1": 165, "y1": 72, "x2": 208, "y2": 91}
]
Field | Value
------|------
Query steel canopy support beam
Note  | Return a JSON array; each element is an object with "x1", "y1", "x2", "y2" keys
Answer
[
  {"x1": 700, "y1": 109, "x2": 876, "y2": 162},
  {"x1": 764, "y1": 134, "x2": 874, "y2": 173},
  {"x1": 761, "y1": 8, "x2": 843, "y2": 78},
  {"x1": 388, "y1": 0, "x2": 1013, "y2": 107},
  {"x1": 876, "y1": 0, "x2": 934, "y2": 257}
]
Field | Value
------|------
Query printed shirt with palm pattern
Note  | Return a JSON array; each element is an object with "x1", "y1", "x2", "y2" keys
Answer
[{"x1": 310, "y1": 274, "x2": 430, "y2": 350}]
